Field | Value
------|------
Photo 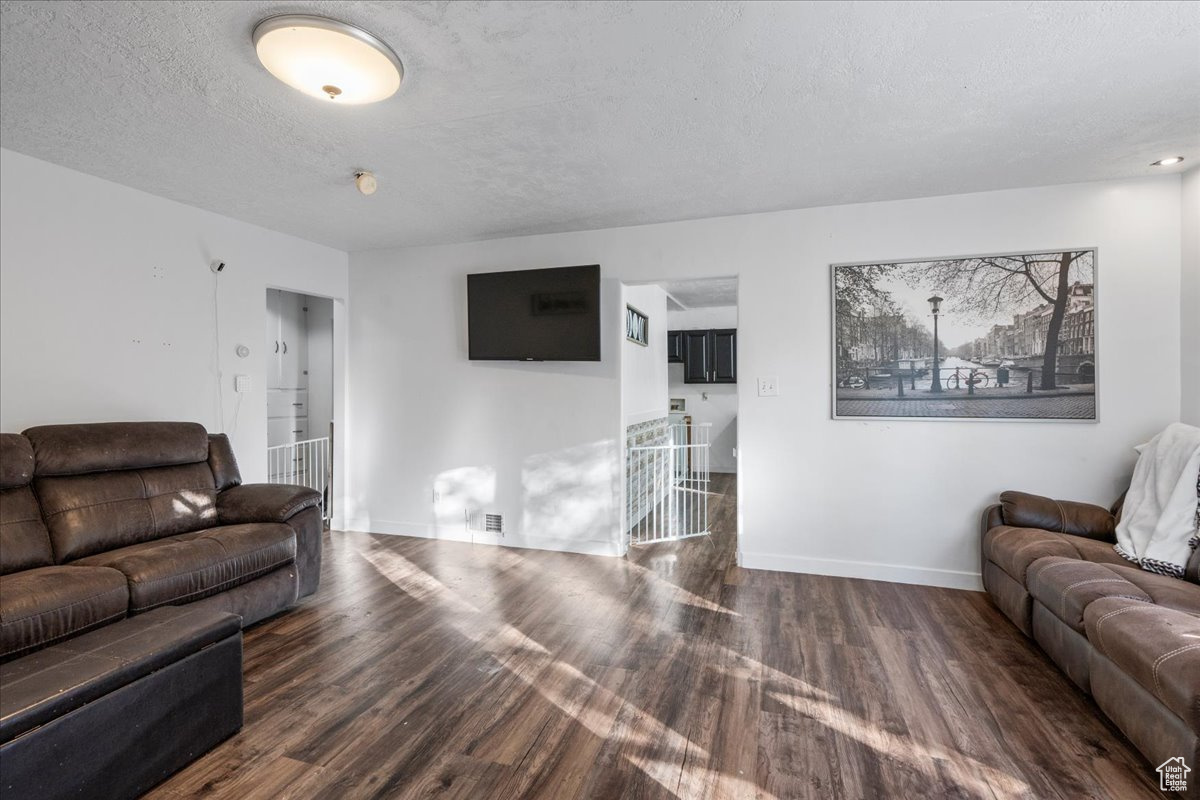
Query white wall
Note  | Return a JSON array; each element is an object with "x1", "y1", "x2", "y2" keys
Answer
[
  {"x1": 1183, "y1": 168, "x2": 1200, "y2": 426},
  {"x1": 0, "y1": 149, "x2": 350, "y2": 522},
  {"x1": 305, "y1": 295, "x2": 335, "y2": 443},
  {"x1": 668, "y1": 305, "x2": 739, "y2": 473},
  {"x1": 346, "y1": 256, "x2": 625, "y2": 556},
  {"x1": 349, "y1": 176, "x2": 1183, "y2": 589},
  {"x1": 621, "y1": 284, "x2": 669, "y2": 425}
]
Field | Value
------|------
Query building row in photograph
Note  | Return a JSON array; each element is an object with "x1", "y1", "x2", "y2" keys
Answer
[{"x1": 963, "y1": 282, "x2": 1094, "y2": 360}]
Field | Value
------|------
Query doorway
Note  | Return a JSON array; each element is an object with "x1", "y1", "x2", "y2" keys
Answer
[
  {"x1": 265, "y1": 289, "x2": 334, "y2": 523},
  {"x1": 622, "y1": 277, "x2": 738, "y2": 549}
]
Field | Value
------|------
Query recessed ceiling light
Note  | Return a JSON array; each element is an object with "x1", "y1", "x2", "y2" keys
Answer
[
  {"x1": 1151, "y1": 156, "x2": 1184, "y2": 167},
  {"x1": 252, "y1": 15, "x2": 403, "y2": 105}
]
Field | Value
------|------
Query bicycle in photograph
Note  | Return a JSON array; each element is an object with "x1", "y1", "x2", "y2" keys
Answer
[{"x1": 944, "y1": 367, "x2": 990, "y2": 391}]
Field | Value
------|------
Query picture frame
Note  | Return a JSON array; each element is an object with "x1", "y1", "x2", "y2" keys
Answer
[
  {"x1": 831, "y1": 248, "x2": 1098, "y2": 422},
  {"x1": 626, "y1": 304, "x2": 649, "y2": 347}
]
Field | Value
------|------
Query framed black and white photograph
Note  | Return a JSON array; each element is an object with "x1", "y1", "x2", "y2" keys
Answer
[
  {"x1": 626, "y1": 304, "x2": 649, "y2": 346},
  {"x1": 832, "y1": 249, "x2": 1097, "y2": 421}
]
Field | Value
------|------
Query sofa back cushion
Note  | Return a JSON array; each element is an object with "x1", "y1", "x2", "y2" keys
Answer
[
  {"x1": 25, "y1": 422, "x2": 210, "y2": 476},
  {"x1": 24, "y1": 423, "x2": 218, "y2": 563},
  {"x1": 0, "y1": 434, "x2": 54, "y2": 574}
]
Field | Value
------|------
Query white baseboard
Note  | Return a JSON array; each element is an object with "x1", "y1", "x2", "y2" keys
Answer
[
  {"x1": 344, "y1": 518, "x2": 625, "y2": 558},
  {"x1": 738, "y1": 550, "x2": 983, "y2": 592},
  {"x1": 343, "y1": 521, "x2": 978, "y2": 590}
]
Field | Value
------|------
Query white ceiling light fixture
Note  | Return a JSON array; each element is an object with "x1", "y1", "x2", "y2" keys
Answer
[
  {"x1": 1151, "y1": 156, "x2": 1184, "y2": 167},
  {"x1": 252, "y1": 15, "x2": 403, "y2": 105}
]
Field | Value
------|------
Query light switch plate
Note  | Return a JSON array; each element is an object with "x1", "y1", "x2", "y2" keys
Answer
[
  {"x1": 234, "y1": 374, "x2": 251, "y2": 393},
  {"x1": 757, "y1": 377, "x2": 779, "y2": 397}
]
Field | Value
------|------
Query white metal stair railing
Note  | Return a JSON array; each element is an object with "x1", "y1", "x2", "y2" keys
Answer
[
  {"x1": 627, "y1": 423, "x2": 711, "y2": 546},
  {"x1": 266, "y1": 437, "x2": 330, "y2": 521}
]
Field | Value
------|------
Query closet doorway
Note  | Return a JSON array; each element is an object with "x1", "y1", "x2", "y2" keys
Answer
[{"x1": 265, "y1": 288, "x2": 334, "y2": 523}]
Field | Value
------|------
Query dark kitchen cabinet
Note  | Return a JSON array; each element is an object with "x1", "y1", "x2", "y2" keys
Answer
[
  {"x1": 666, "y1": 330, "x2": 684, "y2": 363},
  {"x1": 683, "y1": 331, "x2": 710, "y2": 382},
  {"x1": 709, "y1": 329, "x2": 737, "y2": 383},
  {"x1": 680, "y1": 328, "x2": 736, "y2": 384}
]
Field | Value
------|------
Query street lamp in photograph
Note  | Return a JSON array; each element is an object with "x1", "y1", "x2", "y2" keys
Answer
[{"x1": 928, "y1": 294, "x2": 943, "y2": 393}]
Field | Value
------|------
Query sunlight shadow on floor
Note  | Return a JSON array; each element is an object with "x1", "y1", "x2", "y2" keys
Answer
[
  {"x1": 358, "y1": 544, "x2": 701, "y2": 759},
  {"x1": 766, "y1": 690, "x2": 1028, "y2": 799},
  {"x1": 627, "y1": 754, "x2": 780, "y2": 800},
  {"x1": 626, "y1": 552, "x2": 742, "y2": 617},
  {"x1": 350, "y1": 480, "x2": 1026, "y2": 800}
]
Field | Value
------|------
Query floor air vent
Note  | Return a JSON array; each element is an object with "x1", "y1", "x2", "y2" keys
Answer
[{"x1": 484, "y1": 513, "x2": 504, "y2": 534}]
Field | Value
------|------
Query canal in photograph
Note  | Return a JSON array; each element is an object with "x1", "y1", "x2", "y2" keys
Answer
[{"x1": 854, "y1": 356, "x2": 1020, "y2": 392}]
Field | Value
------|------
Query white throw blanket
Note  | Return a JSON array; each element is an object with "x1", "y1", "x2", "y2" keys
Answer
[{"x1": 1114, "y1": 422, "x2": 1200, "y2": 578}]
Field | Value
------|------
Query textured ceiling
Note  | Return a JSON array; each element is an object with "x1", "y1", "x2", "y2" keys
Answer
[{"x1": 2, "y1": 1, "x2": 1198, "y2": 252}]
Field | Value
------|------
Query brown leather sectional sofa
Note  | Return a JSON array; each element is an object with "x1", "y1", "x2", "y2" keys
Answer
[
  {"x1": 982, "y1": 490, "x2": 1200, "y2": 797},
  {"x1": 0, "y1": 421, "x2": 323, "y2": 799}
]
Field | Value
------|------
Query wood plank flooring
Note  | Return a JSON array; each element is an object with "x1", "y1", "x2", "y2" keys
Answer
[{"x1": 145, "y1": 474, "x2": 1161, "y2": 799}]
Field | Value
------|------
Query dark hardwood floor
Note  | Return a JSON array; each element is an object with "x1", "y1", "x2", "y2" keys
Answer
[{"x1": 146, "y1": 474, "x2": 1160, "y2": 799}]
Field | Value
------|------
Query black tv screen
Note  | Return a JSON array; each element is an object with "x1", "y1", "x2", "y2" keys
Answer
[
  {"x1": 468, "y1": 263, "x2": 600, "y2": 362},
  {"x1": 467, "y1": 264, "x2": 601, "y2": 361}
]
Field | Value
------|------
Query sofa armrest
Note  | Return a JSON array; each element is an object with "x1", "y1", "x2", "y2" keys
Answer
[
  {"x1": 217, "y1": 484, "x2": 320, "y2": 526},
  {"x1": 981, "y1": 504, "x2": 1004, "y2": 534},
  {"x1": 998, "y1": 490, "x2": 1116, "y2": 541},
  {"x1": 218, "y1": 484, "x2": 325, "y2": 600}
]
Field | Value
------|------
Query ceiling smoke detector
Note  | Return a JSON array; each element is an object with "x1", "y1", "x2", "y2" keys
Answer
[
  {"x1": 355, "y1": 171, "x2": 378, "y2": 195},
  {"x1": 252, "y1": 15, "x2": 404, "y2": 105}
]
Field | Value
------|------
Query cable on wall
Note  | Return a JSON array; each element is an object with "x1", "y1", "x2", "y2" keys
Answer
[
  {"x1": 230, "y1": 391, "x2": 244, "y2": 437},
  {"x1": 211, "y1": 262, "x2": 226, "y2": 433}
]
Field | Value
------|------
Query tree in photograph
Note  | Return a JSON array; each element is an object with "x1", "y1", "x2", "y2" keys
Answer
[
  {"x1": 835, "y1": 264, "x2": 946, "y2": 376},
  {"x1": 912, "y1": 251, "x2": 1092, "y2": 389},
  {"x1": 834, "y1": 264, "x2": 892, "y2": 312},
  {"x1": 834, "y1": 264, "x2": 894, "y2": 373}
]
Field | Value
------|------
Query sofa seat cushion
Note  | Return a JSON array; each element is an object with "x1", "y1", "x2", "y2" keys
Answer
[
  {"x1": 1084, "y1": 597, "x2": 1200, "y2": 730},
  {"x1": 73, "y1": 523, "x2": 295, "y2": 613},
  {"x1": 0, "y1": 566, "x2": 129, "y2": 661},
  {"x1": 1027, "y1": 557, "x2": 1154, "y2": 632},
  {"x1": 983, "y1": 525, "x2": 1128, "y2": 586},
  {"x1": 1106, "y1": 564, "x2": 1200, "y2": 616},
  {"x1": 1029, "y1": 558, "x2": 1200, "y2": 632}
]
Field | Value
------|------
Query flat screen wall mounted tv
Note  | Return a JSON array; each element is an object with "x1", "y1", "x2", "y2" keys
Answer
[{"x1": 467, "y1": 264, "x2": 601, "y2": 361}]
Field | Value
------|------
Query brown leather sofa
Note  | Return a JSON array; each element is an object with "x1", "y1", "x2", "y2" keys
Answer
[
  {"x1": 0, "y1": 422, "x2": 323, "y2": 798},
  {"x1": 0, "y1": 421, "x2": 323, "y2": 663},
  {"x1": 982, "y1": 490, "x2": 1200, "y2": 797}
]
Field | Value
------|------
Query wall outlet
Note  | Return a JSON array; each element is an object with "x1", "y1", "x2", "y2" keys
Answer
[
  {"x1": 233, "y1": 374, "x2": 250, "y2": 393},
  {"x1": 757, "y1": 377, "x2": 778, "y2": 396}
]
